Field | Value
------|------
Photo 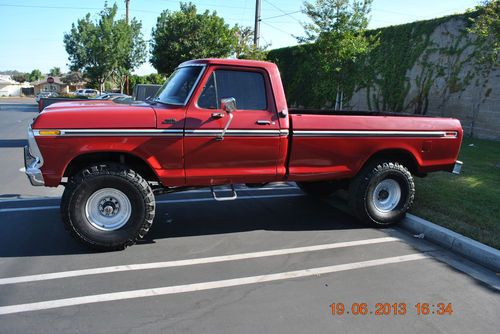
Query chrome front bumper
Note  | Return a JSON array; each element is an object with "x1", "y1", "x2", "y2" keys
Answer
[
  {"x1": 24, "y1": 126, "x2": 45, "y2": 186},
  {"x1": 24, "y1": 146, "x2": 44, "y2": 186},
  {"x1": 452, "y1": 160, "x2": 463, "y2": 175}
]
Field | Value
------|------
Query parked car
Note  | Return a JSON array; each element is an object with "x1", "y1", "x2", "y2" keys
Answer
[
  {"x1": 132, "y1": 84, "x2": 161, "y2": 101},
  {"x1": 94, "y1": 93, "x2": 131, "y2": 101},
  {"x1": 24, "y1": 58, "x2": 463, "y2": 250},
  {"x1": 35, "y1": 91, "x2": 58, "y2": 103},
  {"x1": 110, "y1": 95, "x2": 133, "y2": 103},
  {"x1": 75, "y1": 89, "x2": 99, "y2": 97}
]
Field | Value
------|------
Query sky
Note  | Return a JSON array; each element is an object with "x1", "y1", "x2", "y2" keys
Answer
[{"x1": 0, "y1": 0, "x2": 481, "y2": 75}]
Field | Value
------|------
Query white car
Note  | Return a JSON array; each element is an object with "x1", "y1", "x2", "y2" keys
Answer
[
  {"x1": 94, "y1": 93, "x2": 127, "y2": 100},
  {"x1": 35, "y1": 91, "x2": 58, "y2": 103},
  {"x1": 75, "y1": 89, "x2": 99, "y2": 97}
]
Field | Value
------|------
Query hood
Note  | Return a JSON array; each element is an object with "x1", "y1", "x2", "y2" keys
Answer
[
  {"x1": 33, "y1": 100, "x2": 157, "y2": 129},
  {"x1": 43, "y1": 100, "x2": 117, "y2": 110}
]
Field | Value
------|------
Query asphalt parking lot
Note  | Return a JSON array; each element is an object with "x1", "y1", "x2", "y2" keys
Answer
[{"x1": 0, "y1": 100, "x2": 499, "y2": 333}]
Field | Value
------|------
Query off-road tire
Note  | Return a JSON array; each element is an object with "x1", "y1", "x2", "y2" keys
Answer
[
  {"x1": 61, "y1": 163, "x2": 155, "y2": 251},
  {"x1": 348, "y1": 161, "x2": 414, "y2": 226},
  {"x1": 296, "y1": 181, "x2": 339, "y2": 197}
]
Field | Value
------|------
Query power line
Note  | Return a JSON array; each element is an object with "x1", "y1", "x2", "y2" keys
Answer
[
  {"x1": 0, "y1": 3, "x2": 158, "y2": 14},
  {"x1": 262, "y1": 0, "x2": 301, "y2": 23},
  {"x1": 262, "y1": 11, "x2": 302, "y2": 21},
  {"x1": 261, "y1": 21, "x2": 295, "y2": 38},
  {"x1": 158, "y1": 0, "x2": 263, "y2": 11},
  {"x1": 242, "y1": 0, "x2": 250, "y2": 17}
]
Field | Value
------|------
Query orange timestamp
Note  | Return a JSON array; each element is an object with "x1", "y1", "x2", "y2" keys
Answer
[{"x1": 330, "y1": 302, "x2": 453, "y2": 316}]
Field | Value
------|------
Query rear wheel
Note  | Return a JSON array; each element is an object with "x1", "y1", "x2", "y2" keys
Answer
[
  {"x1": 61, "y1": 163, "x2": 155, "y2": 251},
  {"x1": 348, "y1": 161, "x2": 414, "y2": 226},
  {"x1": 297, "y1": 181, "x2": 339, "y2": 197}
]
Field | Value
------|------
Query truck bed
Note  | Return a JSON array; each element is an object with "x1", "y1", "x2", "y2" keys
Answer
[{"x1": 287, "y1": 113, "x2": 463, "y2": 181}]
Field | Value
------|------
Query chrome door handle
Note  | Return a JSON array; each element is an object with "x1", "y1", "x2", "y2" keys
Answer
[
  {"x1": 256, "y1": 120, "x2": 271, "y2": 125},
  {"x1": 211, "y1": 112, "x2": 225, "y2": 119}
]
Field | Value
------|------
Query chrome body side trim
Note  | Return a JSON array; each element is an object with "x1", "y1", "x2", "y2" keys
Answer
[
  {"x1": 185, "y1": 129, "x2": 281, "y2": 137},
  {"x1": 32, "y1": 129, "x2": 456, "y2": 138},
  {"x1": 33, "y1": 129, "x2": 184, "y2": 137},
  {"x1": 33, "y1": 128, "x2": 287, "y2": 138},
  {"x1": 292, "y1": 130, "x2": 457, "y2": 138}
]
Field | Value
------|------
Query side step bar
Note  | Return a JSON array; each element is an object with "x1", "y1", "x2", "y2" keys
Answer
[{"x1": 210, "y1": 184, "x2": 238, "y2": 201}]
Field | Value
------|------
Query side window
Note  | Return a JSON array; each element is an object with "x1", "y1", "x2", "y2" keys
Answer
[
  {"x1": 197, "y1": 73, "x2": 218, "y2": 109},
  {"x1": 197, "y1": 70, "x2": 267, "y2": 110}
]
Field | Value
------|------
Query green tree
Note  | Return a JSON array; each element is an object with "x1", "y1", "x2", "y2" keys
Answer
[
  {"x1": 299, "y1": 0, "x2": 377, "y2": 109},
  {"x1": 145, "y1": 73, "x2": 166, "y2": 84},
  {"x1": 63, "y1": 3, "x2": 146, "y2": 92},
  {"x1": 468, "y1": 0, "x2": 499, "y2": 68},
  {"x1": 150, "y1": 2, "x2": 237, "y2": 74},
  {"x1": 28, "y1": 69, "x2": 43, "y2": 82},
  {"x1": 12, "y1": 73, "x2": 28, "y2": 83},
  {"x1": 466, "y1": 0, "x2": 499, "y2": 136},
  {"x1": 49, "y1": 67, "x2": 61, "y2": 76},
  {"x1": 113, "y1": 17, "x2": 148, "y2": 93},
  {"x1": 128, "y1": 73, "x2": 166, "y2": 94},
  {"x1": 233, "y1": 25, "x2": 269, "y2": 60},
  {"x1": 62, "y1": 71, "x2": 84, "y2": 85}
]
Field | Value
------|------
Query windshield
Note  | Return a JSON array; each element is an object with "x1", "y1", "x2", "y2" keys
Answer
[{"x1": 154, "y1": 66, "x2": 204, "y2": 105}]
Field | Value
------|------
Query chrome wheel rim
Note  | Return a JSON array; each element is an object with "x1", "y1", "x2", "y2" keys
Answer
[
  {"x1": 85, "y1": 188, "x2": 131, "y2": 231},
  {"x1": 372, "y1": 179, "x2": 401, "y2": 213}
]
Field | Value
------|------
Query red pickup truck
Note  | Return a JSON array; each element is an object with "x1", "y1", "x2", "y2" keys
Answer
[{"x1": 24, "y1": 58, "x2": 463, "y2": 250}]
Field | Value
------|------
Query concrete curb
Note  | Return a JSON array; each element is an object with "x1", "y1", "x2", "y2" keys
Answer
[{"x1": 402, "y1": 213, "x2": 500, "y2": 272}]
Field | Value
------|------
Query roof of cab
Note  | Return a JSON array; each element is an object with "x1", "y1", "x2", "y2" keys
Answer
[{"x1": 179, "y1": 58, "x2": 277, "y2": 71}]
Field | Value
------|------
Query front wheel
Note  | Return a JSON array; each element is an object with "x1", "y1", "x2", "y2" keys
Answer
[
  {"x1": 61, "y1": 164, "x2": 155, "y2": 251},
  {"x1": 348, "y1": 161, "x2": 414, "y2": 226}
]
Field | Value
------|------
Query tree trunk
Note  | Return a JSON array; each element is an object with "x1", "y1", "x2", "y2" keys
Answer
[{"x1": 335, "y1": 84, "x2": 341, "y2": 110}]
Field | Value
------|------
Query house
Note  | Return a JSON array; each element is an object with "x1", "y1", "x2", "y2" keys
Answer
[
  {"x1": 0, "y1": 75, "x2": 31, "y2": 97},
  {"x1": 32, "y1": 76, "x2": 85, "y2": 95}
]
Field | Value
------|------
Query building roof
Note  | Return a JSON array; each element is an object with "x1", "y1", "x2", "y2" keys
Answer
[
  {"x1": 32, "y1": 76, "x2": 66, "y2": 86},
  {"x1": 0, "y1": 75, "x2": 19, "y2": 85}
]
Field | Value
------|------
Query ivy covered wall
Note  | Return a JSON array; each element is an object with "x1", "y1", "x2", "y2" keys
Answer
[{"x1": 267, "y1": 11, "x2": 499, "y2": 139}]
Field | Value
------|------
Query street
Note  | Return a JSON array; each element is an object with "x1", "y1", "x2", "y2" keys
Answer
[{"x1": 0, "y1": 100, "x2": 498, "y2": 333}]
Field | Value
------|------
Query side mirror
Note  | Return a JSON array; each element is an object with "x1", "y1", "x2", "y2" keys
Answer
[
  {"x1": 217, "y1": 97, "x2": 236, "y2": 141},
  {"x1": 220, "y1": 97, "x2": 236, "y2": 113}
]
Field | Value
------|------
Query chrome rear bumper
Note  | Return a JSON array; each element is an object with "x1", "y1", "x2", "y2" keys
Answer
[{"x1": 452, "y1": 160, "x2": 463, "y2": 175}]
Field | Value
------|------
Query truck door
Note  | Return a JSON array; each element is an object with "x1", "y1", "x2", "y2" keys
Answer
[{"x1": 184, "y1": 66, "x2": 281, "y2": 185}]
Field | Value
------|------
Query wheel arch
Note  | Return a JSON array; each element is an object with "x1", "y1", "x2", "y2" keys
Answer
[
  {"x1": 63, "y1": 151, "x2": 161, "y2": 183},
  {"x1": 360, "y1": 149, "x2": 421, "y2": 175}
]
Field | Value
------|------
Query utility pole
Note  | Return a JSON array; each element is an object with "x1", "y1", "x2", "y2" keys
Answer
[
  {"x1": 125, "y1": 0, "x2": 130, "y2": 95},
  {"x1": 254, "y1": 0, "x2": 261, "y2": 47},
  {"x1": 125, "y1": 0, "x2": 130, "y2": 23}
]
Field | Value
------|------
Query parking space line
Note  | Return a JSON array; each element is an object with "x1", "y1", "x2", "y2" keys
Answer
[
  {"x1": 0, "y1": 237, "x2": 399, "y2": 286},
  {"x1": 0, "y1": 254, "x2": 427, "y2": 315}
]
